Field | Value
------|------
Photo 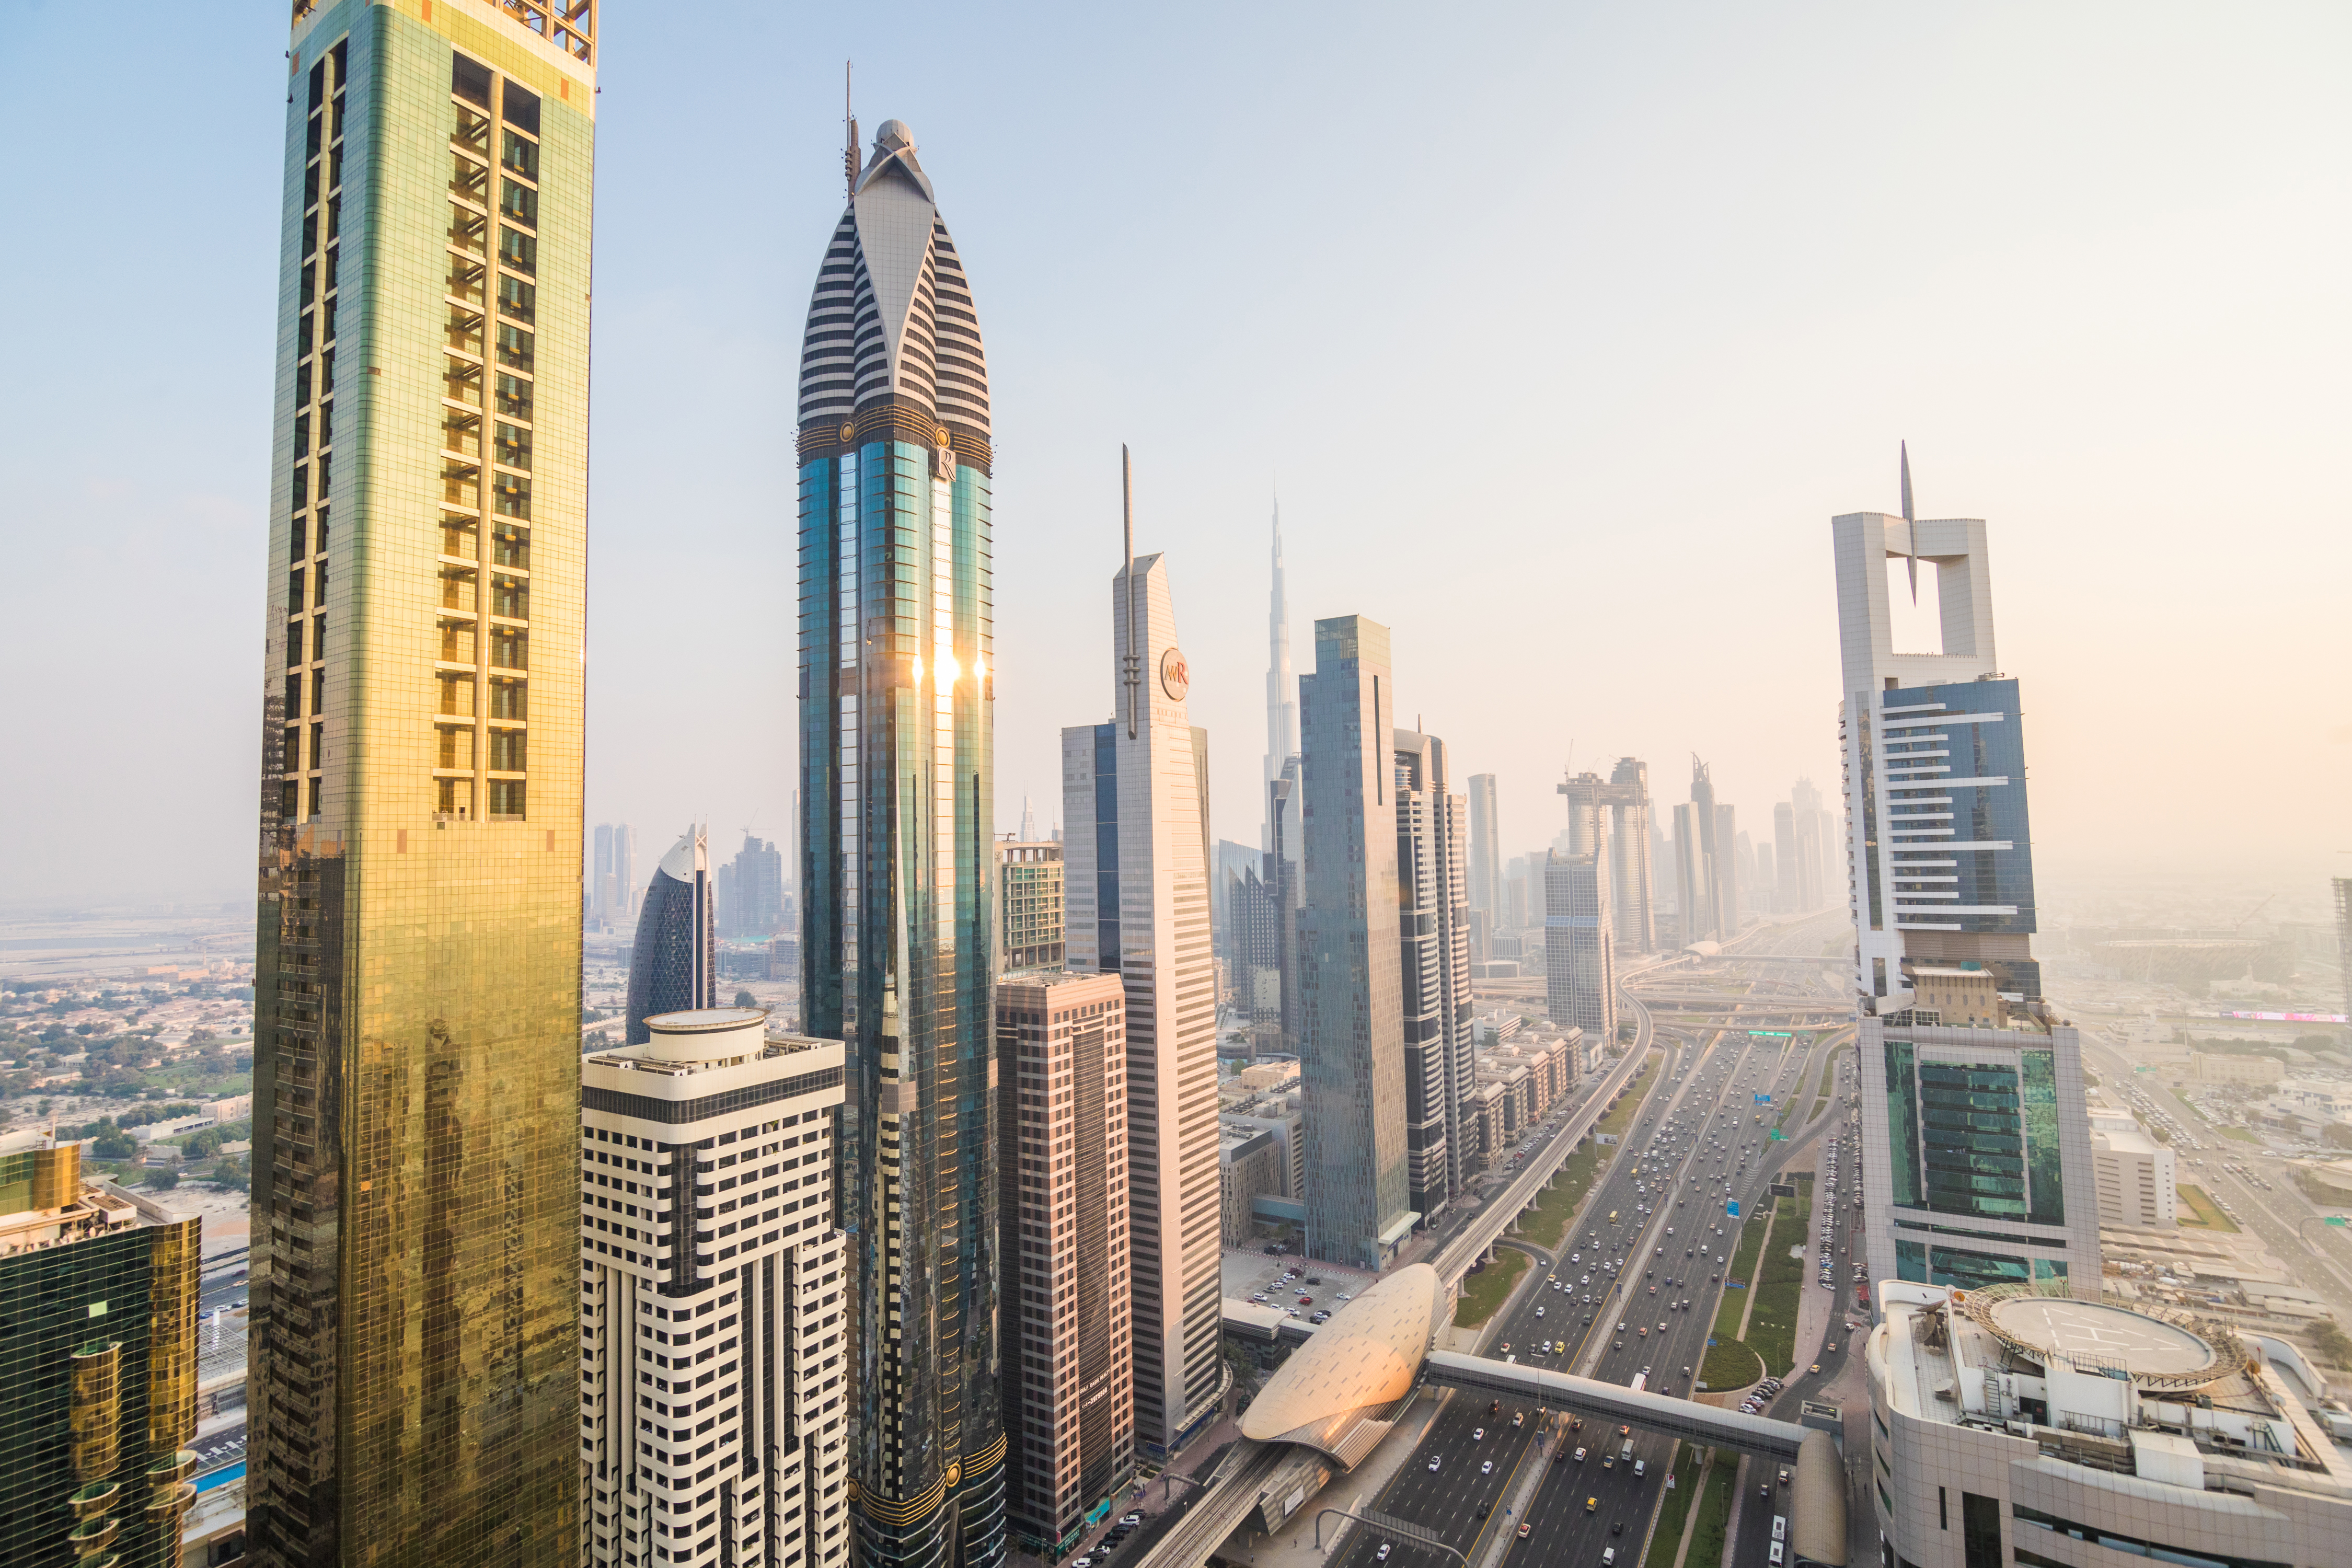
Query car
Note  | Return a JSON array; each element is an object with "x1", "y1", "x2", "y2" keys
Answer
[
  {"x1": 1428, "y1": 1457, "x2": 1440, "y2": 1472},
  {"x1": 1574, "y1": 1446, "x2": 1588, "y2": 1462},
  {"x1": 1809, "y1": 1363, "x2": 1820, "y2": 1375},
  {"x1": 1602, "y1": 1550, "x2": 1617, "y2": 1564},
  {"x1": 1518, "y1": 1524, "x2": 1532, "y2": 1540},
  {"x1": 1536, "y1": 1306, "x2": 1546, "y2": 1318},
  {"x1": 1378, "y1": 1548, "x2": 1391, "y2": 1562},
  {"x1": 1297, "y1": 1295, "x2": 1313, "y2": 1306},
  {"x1": 1585, "y1": 1497, "x2": 1599, "y2": 1514},
  {"x1": 1513, "y1": 1412, "x2": 1525, "y2": 1428},
  {"x1": 1481, "y1": 1461, "x2": 1493, "y2": 1476},
  {"x1": 1251, "y1": 1293, "x2": 1268, "y2": 1304},
  {"x1": 1121, "y1": 1516, "x2": 1142, "y2": 1528},
  {"x1": 1475, "y1": 1427, "x2": 1485, "y2": 1441}
]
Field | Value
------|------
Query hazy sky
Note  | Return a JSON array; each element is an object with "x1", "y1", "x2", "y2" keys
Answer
[{"x1": 4, "y1": 2, "x2": 2347, "y2": 912}]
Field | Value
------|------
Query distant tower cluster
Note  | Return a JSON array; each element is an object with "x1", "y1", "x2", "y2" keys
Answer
[{"x1": 1557, "y1": 758, "x2": 1655, "y2": 953}]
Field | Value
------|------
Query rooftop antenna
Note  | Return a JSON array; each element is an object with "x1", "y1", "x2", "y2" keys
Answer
[
  {"x1": 1123, "y1": 444, "x2": 1140, "y2": 740},
  {"x1": 843, "y1": 61, "x2": 859, "y2": 200},
  {"x1": 1900, "y1": 440, "x2": 1919, "y2": 605}
]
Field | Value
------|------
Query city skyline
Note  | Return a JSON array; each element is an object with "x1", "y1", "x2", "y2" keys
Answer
[{"x1": 9, "y1": 5, "x2": 2347, "y2": 912}]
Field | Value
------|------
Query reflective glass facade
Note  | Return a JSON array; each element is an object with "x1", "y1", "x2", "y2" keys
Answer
[
  {"x1": 1877, "y1": 679, "x2": 2041, "y2": 996},
  {"x1": 627, "y1": 859, "x2": 715, "y2": 1043},
  {"x1": 1894, "y1": 1240, "x2": 2068, "y2": 1292},
  {"x1": 251, "y1": 6, "x2": 591, "y2": 1564},
  {"x1": 1883, "y1": 1042, "x2": 2066, "y2": 1228},
  {"x1": 797, "y1": 439, "x2": 1001, "y2": 1568}
]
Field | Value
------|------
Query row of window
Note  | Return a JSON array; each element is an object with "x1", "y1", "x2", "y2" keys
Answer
[
  {"x1": 435, "y1": 55, "x2": 544, "y2": 823},
  {"x1": 278, "y1": 45, "x2": 348, "y2": 827}
]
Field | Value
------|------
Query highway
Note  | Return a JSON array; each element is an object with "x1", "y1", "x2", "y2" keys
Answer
[{"x1": 1319, "y1": 914, "x2": 1849, "y2": 1568}]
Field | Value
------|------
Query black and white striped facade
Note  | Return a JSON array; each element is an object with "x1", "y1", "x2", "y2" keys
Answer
[
  {"x1": 796, "y1": 119, "x2": 991, "y2": 470},
  {"x1": 579, "y1": 1008, "x2": 850, "y2": 1568}
]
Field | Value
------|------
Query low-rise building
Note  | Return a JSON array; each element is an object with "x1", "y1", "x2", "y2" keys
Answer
[
  {"x1": 2189, "y1": 1052, "x2": 2285, "y2": 1086},
  {"x1": 1867, "y1": 1282, "x2": 2351, "y2": 1568},
  {"x1": 1220, "y1": 1124, "x2": 1283, "y2": 1246},
  {"x1": 2089, "y1": 1122, "x2": 2177, "y2": 1228}
]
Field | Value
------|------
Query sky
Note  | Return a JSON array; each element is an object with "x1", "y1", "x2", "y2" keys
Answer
[{"x1": 3, "y1": 1, "x2": 2347, "y2": 913}]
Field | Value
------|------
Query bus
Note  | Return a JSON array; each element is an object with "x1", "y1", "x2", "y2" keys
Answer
[{"x1": 1628, "y1": 1372, "x2": 1647, "y2": 1394}]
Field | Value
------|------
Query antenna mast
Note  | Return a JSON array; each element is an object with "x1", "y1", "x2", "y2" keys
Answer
[
  {"x1": 1900, "y1": 440, "x2": 1919, "y2": 605},
  {"x1": 843, "y1": 61, "x2": 859, "y2": 199},
  {"x1": 1123, "y1": 445, "x2": 1139, "y2": 740}
]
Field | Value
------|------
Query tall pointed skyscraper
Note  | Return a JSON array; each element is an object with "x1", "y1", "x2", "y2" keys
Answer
[
  {"x1": 795, "y1": 118, "x2": 1005, "y2": 1568},
  {"x1": 1060, "y1": 458, "x2": 1224, "y2": 1456},
  {"x1": 1262, "y1": 502, "x2": 1298, "y2": 847},
  {"x1": 248, "y1": 6, "x2": 593, "y2": 1565}
]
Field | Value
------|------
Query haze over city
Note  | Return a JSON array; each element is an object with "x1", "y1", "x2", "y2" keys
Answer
[
  {"x1": 3, "y1": 2, "x2": 2346, "y2": 913},
  {"x1": 8, "y1": 9, "x2": 2352, "y2": 1568}
]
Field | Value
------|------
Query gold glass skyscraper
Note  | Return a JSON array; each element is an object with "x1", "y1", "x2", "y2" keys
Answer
[{"x1": 250, "y1": 4, "x2": 594, "y2": 1565}]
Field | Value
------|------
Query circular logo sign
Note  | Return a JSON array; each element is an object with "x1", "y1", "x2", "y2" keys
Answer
[{"x1": 1159, "y1": 646, "x2": 1190, "y2": 701}]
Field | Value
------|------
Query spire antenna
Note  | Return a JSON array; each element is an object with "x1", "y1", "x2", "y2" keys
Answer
[
  {"x1": 1123, "y1": 444, "x2": 1139, "y2": 740},
  {"x1": 1900, "y1": 440, "x2": 1919, "y2": 605},
  {"x1": 843, "y1": 60, "x2": 859, "y2": 199}
]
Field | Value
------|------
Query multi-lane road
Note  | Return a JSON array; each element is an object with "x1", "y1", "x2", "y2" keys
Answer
[{"x1": 1321, "y1": 916, "x2": 1851, "y2": 1568}]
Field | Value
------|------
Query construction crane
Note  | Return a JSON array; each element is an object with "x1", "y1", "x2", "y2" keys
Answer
[{"x1": 2228, "y1": 894, "x2": 2274, "y2": 934}]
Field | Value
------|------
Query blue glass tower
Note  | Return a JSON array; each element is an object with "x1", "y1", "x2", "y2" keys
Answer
[{"x1": 794, "y1": 120, "x2": 1003, "y2": 1568}]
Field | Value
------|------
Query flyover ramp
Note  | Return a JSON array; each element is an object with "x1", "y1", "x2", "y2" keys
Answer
[{"x1": 1430, "y1": 983, "x2": 1660, "y2": 1288}]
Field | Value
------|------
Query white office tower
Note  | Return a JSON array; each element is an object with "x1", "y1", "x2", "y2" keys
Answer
[
  {"x1": 579, "y1": 1007, "x2": 850, "y2": 1568},
  {"x1": 1061, "y1": 540, "x2": 1222, "y2": 1456},
  {"x1": 1466, "y1": 774, "x2": 1502, "y2": 926},
  {"x1": 1394, "y1": 728, "x2": 1473, "y2": 1218},
  {"x1": 1835, "y1": 462, "x2": 2093, "y2": 1306}
]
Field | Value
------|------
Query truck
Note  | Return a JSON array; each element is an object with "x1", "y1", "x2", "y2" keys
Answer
[
  {"x1": 1628, "y1": 1372, "x2": 1647, "y2": 1394},
  {"x1": 1618, "y1": 1442, "x2": 1634, "y2": 1466}
]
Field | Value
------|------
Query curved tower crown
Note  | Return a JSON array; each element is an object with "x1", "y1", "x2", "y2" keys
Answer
[{"x1": 799, "y1": 120, "x2": 992, "y2": 470}]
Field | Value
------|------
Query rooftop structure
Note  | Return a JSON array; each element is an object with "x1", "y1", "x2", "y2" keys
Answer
[{"x1": 1867, "y1": 1281, "x2": 2351, "y2": 1568}]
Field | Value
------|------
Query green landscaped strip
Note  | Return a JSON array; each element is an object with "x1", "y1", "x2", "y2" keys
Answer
[
  {"x1": 1641, "y1": 1445, "x2": 1704, "y2": 1568},
  {"x1": 1745, "y1": 1181, "x2": 1812, "y2": 1374},
  {"x1": 1526, "y1": 1050, "x2": 1665, "y2": 1250},
  {"x1": 2221, "y1": 1126, "x2": 2260, "y2": 1144},
  {"x1": 1815, "y1": 1045, "x2": 1846, "y2": 1101},
  {"x1": 1712, "y1": 1198, "x2": 1773, "y2": 1339},
  {"x1": 1687, "y1": 1451, "x2": 1741, "y2": 1568},
  {"x1": 1455, "y1": 1246, "x2": 1530, "y2": 1328},
  {"x1": 1701, "y1": 1338, "x2": 1762, "y2": 1389},
  {"x1": 2177, "y1": 1184, "x2": 2240, "y2": 1233}
]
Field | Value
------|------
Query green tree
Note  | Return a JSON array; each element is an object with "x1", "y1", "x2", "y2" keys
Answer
[
  {"x1": 145, "y1": 1168, "x2": 179, "y2": 1192},
  {"x1": 734, "y1": 990, "x2": 759, "y2": 1010}
]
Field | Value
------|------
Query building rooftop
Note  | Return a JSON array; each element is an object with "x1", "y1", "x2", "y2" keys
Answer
[{"x1": 1874, "y1": 1281, "x2": 2352, "y2": 1500}]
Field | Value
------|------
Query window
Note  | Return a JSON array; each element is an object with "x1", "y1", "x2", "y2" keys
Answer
[
  {"x1": 2011, "y1": 1506, "x2": 2286, "y2": 1568},
  {"x1": 498, "y1": 273, "x2": 535, "y2": 324},
  {"x1": 450, "y1": 151, "x2": 489, "y2": 206},
  {"x1": 1961, "y1": 1493, "x2": 2001, "y2": 1568},
  {"x1": 495, "y1": 374, "x2": 533, "y2": 420},
  {"x1": 493, "y1": 423, "x2": 532, "y2": 470},
  {"x1": 502, "y1": 81, "x2": 540, "y2": 135},
  {"x1": 490, "y1": 730, "x2": 526, "y2": 771},
  {"x1": 496, "y1": 323, "x2": 534, "y2": 371},
  {"x1": 492, "y1": 524, "x2": 530, "y2": 569},
  {"x1": 490, "y1": 679, "x2": 526, "y2": 720},
  {"x1": 453, "y1": 54, "x2": 493, "y2": 109},
  {"x1": 500, "y1": 226, "x2": 536, "y2": 275},
  {"x1": 490, "y1": 779, "x2": 525, "y2": 819},
  {"x1": 503, "y1": 129, "x2": 539, "y2": 180},
  {"x1": 491, "y1": 575, "x2": 529, "y2": 619},
  {"x1": 501, "y1": 178, "x2": 538, "y2": 228},
  {"x1": 445, "y1": 358, "x2": 483, "y2": 406},
  {"x1": 490, "y1": 470, "x2": 531, "y2": 518}
]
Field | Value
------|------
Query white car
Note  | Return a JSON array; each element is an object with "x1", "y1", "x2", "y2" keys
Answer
[
  {"x1": 1428, "y1": 1457, "x2": 1440, "y2": 1472},
  {"x1": 1481, "y1": 1460, "x2": 1494, "y2": 1475}
]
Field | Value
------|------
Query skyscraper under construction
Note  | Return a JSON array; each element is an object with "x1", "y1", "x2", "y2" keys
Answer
[
  {"x1": 795, "y1": 118, "x2": 1005, "y2": 1568},
  {"x1": 249, "y1": 4, "x2": 594, "y2": 1566}
]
